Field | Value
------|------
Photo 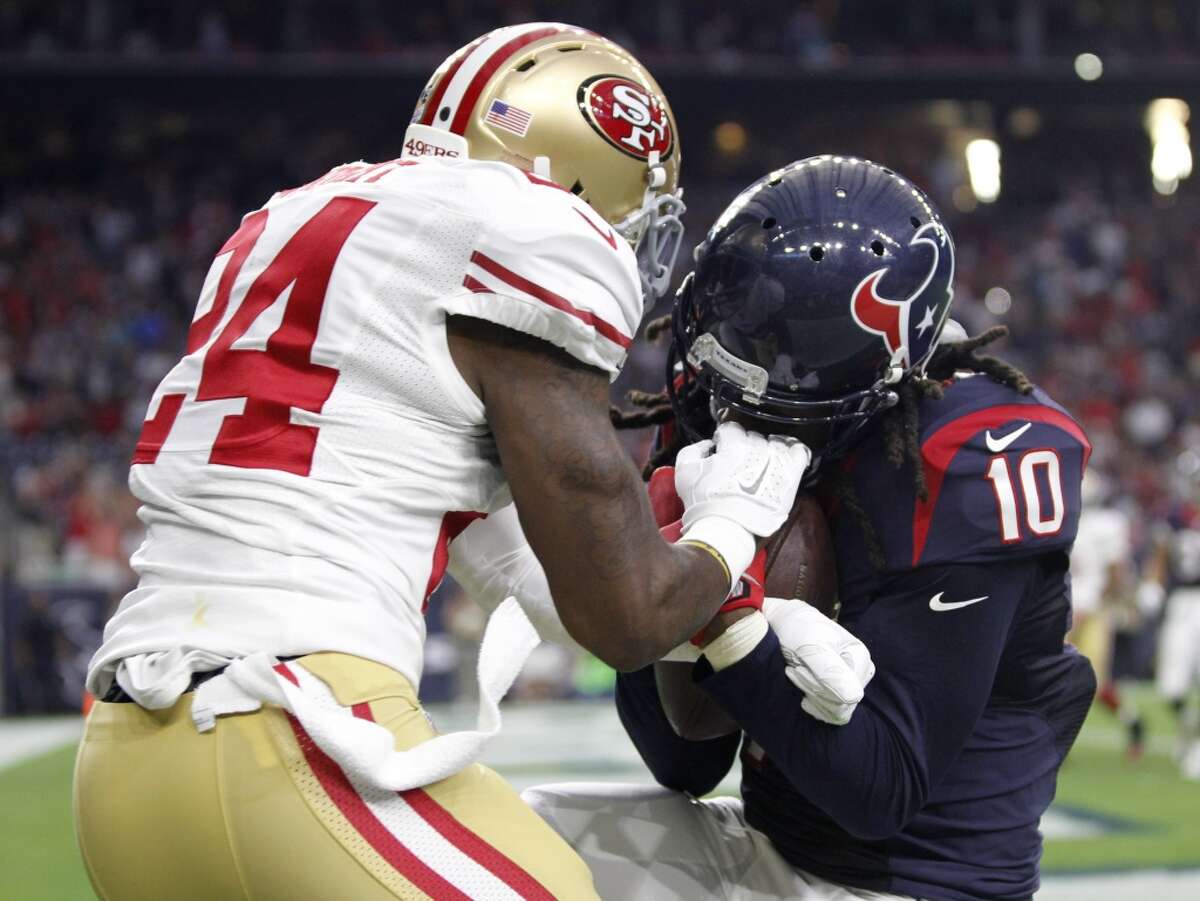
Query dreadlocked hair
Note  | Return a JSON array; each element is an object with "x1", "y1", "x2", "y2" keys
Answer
[
  {"x1": 610, "y1": 315, "x2": 714, "y2": 478},
  {"x1": 823, "y1": 324, "x2": 1032, "y2": 569},
  {"x1": 881, "y1": 325, "x2": 1032, "y2": 502}
]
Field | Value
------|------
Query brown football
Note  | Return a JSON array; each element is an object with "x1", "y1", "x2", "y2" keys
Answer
[
  {"x1": 761, "y1": 491, "x2": 840, "y2": 620},
  {"x1": 655, "y1": 493, "x2": 839, "y2": 740}
]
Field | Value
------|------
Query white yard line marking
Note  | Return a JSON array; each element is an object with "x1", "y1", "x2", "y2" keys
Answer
[
  {"x1": 1038, "y1": 868, "x2": 1200, "y2": 900},
  {"x1": 0, "y1": 717, "x2": 83, "y2": 771}
]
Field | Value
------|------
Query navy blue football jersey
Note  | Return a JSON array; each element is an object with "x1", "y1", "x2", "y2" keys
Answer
[
  {"x1": 833, "y1": 374, "x2": 1090, "y2": 585},
  {"x1": 617, "y1": 376, "x2": 1097, "y2": 901}
]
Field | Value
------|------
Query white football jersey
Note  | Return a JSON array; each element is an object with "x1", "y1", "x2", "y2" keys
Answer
[
  {"x1": 1170, "y1": 524, "x2": 1200, "y2": 588},
  {"x1": 87, "y1": 158, "x2": 643, "y2": 696},
  {"x1": 1069, "y1": 506, "x2": 1131, "y2": 615}
]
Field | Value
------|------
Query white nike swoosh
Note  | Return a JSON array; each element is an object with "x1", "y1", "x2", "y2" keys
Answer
[
  {"x1": 739, "y1": 461, "x2": 771, "y2": 494},
  {"x1": 928, "y1": 592, "x2": 989, "y2": 612},
  {"x1": 985, "y1": 422, "x2": 1032, "y2": 453}
]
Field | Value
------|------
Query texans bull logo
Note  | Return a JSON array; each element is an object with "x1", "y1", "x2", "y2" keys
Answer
[{"x1": 850, "y1": 221, "x2": 955, "y2": 368}]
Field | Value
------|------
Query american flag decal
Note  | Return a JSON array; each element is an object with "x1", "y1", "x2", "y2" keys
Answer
[{"x1": 484, "y1": 99, "x2": 533, "y2": 137}]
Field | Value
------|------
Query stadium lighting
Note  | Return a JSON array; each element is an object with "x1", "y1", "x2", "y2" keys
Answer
[
  {"x1": 1074, "y1": 52, "x2": 1103, "y2": 81},
  {"x1": 713, "y1": 121, "x2": 747, "y2": 155},
  {"x1": 1178, "y1": 448, "x2": 1200, "y2": 478},
  {"x1": 965, "y1": 138, "x2": 1001, "y2": 203},
  {"x1": 984, "y1": 286, "x2": 1012, "y2": 315},
  {"x1": 1007, "y1": 107, "x2": 1042, "y2": 139},
  {"x1": 1145, "y1": 98, "x2": 1192, "y2": 195}
]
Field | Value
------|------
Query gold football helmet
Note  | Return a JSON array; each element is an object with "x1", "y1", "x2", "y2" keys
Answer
[{"x1": 403, "y1": 22, "x2": 685, "y2": 302}]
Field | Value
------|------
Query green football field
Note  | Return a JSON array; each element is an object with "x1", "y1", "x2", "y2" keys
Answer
[{"x1": 1, "y1": 685, "x2": 1197, "y2": 901}]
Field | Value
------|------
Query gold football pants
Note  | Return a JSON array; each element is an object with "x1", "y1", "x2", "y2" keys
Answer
[{"x1": 74, "y1": 652, "x2": 597, "y2": 900}]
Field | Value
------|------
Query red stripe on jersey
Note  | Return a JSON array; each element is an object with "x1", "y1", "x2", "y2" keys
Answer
[
  {"x1": 423, "y1": 511, "x2": 487, "y2": 612},
  {"x1": 911, "y1": 403, "x2": 1091, "y2": 566},
  {"x1": 522, "y1": 170, "x2": 570, "y2": 194},
  {"x1": 420, "y1": 35, "x2": 488, "y2": 127},
  {"x1": 349, "y1": 704, "x2": 556, "y2": 901},
  {"x1": 283, "y1": 713, "x2": 471, "y2": 900},
  {"x1": 573, "y1": 208, "x2": 617, "y2": 249},
  {"x1": 189, "y1": 208, "x2": 270, "y2": 354},
  {"x1": 449, "y1": 26, "x2": 566, "y2": 135},
  {"x1": 462, "y1": 274, "x2": 490, "y2": 294},
  {"x1": 274, "y1": 662, "x2": 301, "y2": 685},
  {"x1": 132, "y1": 393, "x2": 185, "y2": 465},
  {"x1": 469, "y1": 251, "x2": 633, "y2": 350}
]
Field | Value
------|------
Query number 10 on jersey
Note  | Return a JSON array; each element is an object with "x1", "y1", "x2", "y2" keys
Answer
[{"x1": 985, "y1": 450, "x2": 1065, "y2": 543}]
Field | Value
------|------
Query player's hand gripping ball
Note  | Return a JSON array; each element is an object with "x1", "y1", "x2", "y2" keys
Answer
[{"x1": 654, "y1": 485, "x2": 840, "y2": 740}]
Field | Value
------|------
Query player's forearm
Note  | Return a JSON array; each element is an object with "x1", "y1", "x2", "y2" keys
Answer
[
  {"x1": 543, "y1": 508, "x2": 730, "y2": 670},
  {"x1": 697, "y1": 630, "x2": 928, "y2": 839},
  {"x1": 701, "y1": 560, "x2": 1026, "y2": 838},
  {"x1": 615, "y1": 667, "x2": 739, "y2": 796},
  {"x1": 448, "y1": 500, "x2": 726, "y2": 660}
]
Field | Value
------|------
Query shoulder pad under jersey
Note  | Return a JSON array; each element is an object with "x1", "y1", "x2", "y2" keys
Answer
[
  {"x1": 447, "y1": 162, "x2": 643, "y2": 379},
  {"x1": 833, "y1": 375, "x2": 1090, "y2": 573}
]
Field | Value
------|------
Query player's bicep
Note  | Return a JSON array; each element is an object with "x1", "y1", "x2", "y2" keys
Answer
[{"x1": 446, "y1": 315, "x2": 659, "y2": 604}]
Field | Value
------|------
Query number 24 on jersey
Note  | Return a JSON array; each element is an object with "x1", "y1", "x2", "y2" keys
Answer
[{"x1": 134, "y1": 197, "x2": 375, "y2": 476}]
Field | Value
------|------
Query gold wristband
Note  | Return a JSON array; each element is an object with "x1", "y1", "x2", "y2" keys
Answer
[{"x1": 678, "y1": 538, "x2": 732, "y2": 587}]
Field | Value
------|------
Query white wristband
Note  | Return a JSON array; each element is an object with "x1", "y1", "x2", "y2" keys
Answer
[
  {"x1": 702, "y1": 610, "x2": 769, "y2": 671},
  {"x1": 679, "y1": 516, "x2": 756, "y2": 596}
]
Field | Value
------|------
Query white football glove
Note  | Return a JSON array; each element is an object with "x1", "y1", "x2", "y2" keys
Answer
[
  {"x1": 675, "y1": 422, "x2": 812, "y2": 537},
  {"x1": 763, "y1": 596, "x2": 875, "y2": 726}
]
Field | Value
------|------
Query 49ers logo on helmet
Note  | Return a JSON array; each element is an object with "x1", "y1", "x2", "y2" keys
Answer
[{"x1": 578, "y1": 75, "x2": 674, "y2": 161}]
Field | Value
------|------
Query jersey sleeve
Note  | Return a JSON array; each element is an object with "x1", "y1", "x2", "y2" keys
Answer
[
  {"x1": 441, "y1": 169, "x2": 644, "y2": 379},
  {"x1": 446, "y1": 503, "x2": 576, "y2": 647},
  {"x1": 614, "y1": 666, "x2": 742, "y2": 798},
  {"x1": 909, "y1": 386, "x2": 1090, "y2": 567}
]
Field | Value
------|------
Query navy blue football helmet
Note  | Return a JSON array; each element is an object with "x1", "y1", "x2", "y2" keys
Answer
[{"x1": 669, "y1": 155, "x2": 955, "y2": 462}]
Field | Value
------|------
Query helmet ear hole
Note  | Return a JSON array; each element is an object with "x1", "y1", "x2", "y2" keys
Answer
[
  {"x1": 809, "y1": 245, "x2": 825, "y2": 262},
  {"x1": 870, "y1": 239, "x2": 885, "y2": 256},
  {"x1": 762, "y1": 217, "x2": 777, "y2": 229}
]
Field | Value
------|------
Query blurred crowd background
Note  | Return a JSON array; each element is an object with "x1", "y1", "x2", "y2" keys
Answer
[
  {"x1": 1, "y1": 1, "x2": 1197, "y2": 718},
  {"x1": 5, "y1": 0, "x2": 1200, "y2": 62}
]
